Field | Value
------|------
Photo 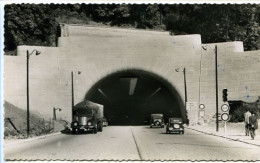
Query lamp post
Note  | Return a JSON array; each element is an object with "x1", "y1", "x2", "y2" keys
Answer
[
  {"x1": 202, "y1": 45, "x2": 219, "y2": 132},
  {"x1": 53, "y1": 107, "x2": 62, "y2": 131},
  {"x1": 53, "y1": 107, "x2": 62, "y2": 121},
  {"x1": 175, "y1": 67, "x2": 187, "y2": 107},
  {"x1": 27, "y1": 49, "x2": 41, "y2": 137},
  {"x1": 71, "y1": 71, "x2": 81, "y2": 122}
]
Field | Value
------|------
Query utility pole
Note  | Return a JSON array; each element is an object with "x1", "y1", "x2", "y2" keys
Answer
[{"x1": 215, "y1": 45, "x2": 219, "y2": 132}]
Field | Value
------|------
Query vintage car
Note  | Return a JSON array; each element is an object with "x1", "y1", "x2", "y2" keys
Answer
[
  {"x1": 103, "y1": 117, "x2": 108, "y2": 127},
  {"x1": 166, "y1": 118, "x2": 184, "y2": 134},
  {"x1": 150, "y1": 114, "x2": 165, "y2": 128}
]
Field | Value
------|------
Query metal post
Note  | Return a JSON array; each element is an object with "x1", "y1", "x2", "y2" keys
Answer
[
  {"x1": 224, "y1": 121, "x2": 227, "y2": 137},
  {"x1": 71, "y1": 71, "x2": 74, "y2": 122},
  {"x1": 53, "y1": 107, "x2": 57, "y2": 121},
  {"x1": 183, "y1": 68, "x2": 187, "y2": 107},
  {"x1": 215, "y1": 45, "x2": 219, "y2": 132},
  {"x1": 26, "y1": 50, "x2": 30, "y2": 137}
]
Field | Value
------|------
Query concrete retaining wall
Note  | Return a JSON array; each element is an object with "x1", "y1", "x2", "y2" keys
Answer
[{"x1": 4, "y1": 25, "x2": 260, "y2": 124}]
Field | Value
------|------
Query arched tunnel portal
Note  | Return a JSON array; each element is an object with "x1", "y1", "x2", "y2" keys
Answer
[{"x1": 85, "y1": 69, "x2": 187, "y2": 125}]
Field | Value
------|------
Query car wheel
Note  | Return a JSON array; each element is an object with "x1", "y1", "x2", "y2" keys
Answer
[
  {"x1": 161, "y1": 125, "x2": 164, "y2": 128},
  {"x1": 97, "y1": 123, "x2": 103, "y2": 132},
  {"x1": 72, "y1": 128, "x2": 76, "y2": 134},
  {"x1": 150, "y1": 126, "x2": 152, "y2": 128},
  {"x1": 93, "y1": 128, "x2": 97, "y2": 134}
]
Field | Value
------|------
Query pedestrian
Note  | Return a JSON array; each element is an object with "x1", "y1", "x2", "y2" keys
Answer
[
  {"x1": 244, "y1": 109, "x2": 251, "y2": 136},
  {"x1": 249, "y1": 111, "x2": 258, "y2": 140}
]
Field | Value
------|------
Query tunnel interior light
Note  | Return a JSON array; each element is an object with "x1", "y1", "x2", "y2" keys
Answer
[
  {"x1": 146, "y1": 87, "x2": 161, "y2": 101},
  {"x1": 129, "y1": 78, "x2": 138, "y2": 95},
  {"x1": 98, "y1": 88, "x2": 110, "y2": 102}
]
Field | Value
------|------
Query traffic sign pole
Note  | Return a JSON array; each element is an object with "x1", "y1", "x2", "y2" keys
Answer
[{"x1": 224, "y1": 121, "x2": 227, "y2": 137}]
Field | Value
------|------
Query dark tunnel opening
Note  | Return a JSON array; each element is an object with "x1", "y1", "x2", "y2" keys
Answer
[{"x1": 85, "y1": 69, "x2": 186, "y2": 125}]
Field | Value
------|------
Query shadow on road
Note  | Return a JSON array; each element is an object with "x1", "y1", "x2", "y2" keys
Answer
[
  {"x1": 143, "y1": 126, "x2": 164, "y2": 129},
  {"x1": 159, "y1": 132, "x2": 183, "y2": 135},
  {"x1": 61, "y1": 129, "x2": 96, "y2": 135}
]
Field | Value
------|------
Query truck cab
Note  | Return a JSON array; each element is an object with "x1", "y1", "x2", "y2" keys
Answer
[
  {"x1": 150, "y1": 114, "x2": 165, "y2": 128},
  {"x1": 71, "y1": 101, "x2": 103, "y2": 134}
]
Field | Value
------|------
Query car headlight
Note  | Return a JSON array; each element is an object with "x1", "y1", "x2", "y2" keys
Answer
[
  {"x1": 174, "y1": 124, "x2": 180, "y2": 129},
  {"x1": 88, "y1": 122, "x2": 91, "y2": 125},
  {"x1": 73, "y1": 122, "x2": 78, "y2": 126},
  {"x1": 169, "y1": 127, "x2": 173, "y2": 130}
]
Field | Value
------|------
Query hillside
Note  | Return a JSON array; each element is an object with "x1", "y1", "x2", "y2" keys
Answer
[
  {"x1": 4, "y1": 101, "x2": 66, "y2": 139},
  {"x1": 4, "y1": 4, "x2": 260, "y2": 56}
]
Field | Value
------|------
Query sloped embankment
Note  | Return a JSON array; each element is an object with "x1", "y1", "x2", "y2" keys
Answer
[{"x1": 4, "y1": 101, "x2": 66, "y2": 139}]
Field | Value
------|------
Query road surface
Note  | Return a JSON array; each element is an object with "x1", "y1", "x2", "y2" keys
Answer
[{"x1": 4, "y1": 126, "x2": 260, "y2": 161}]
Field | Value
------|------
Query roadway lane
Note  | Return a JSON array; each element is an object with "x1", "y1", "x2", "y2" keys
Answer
[
  {"x1": 4, "y1": 127, "x2": 140, "y2": 160},
  {"x1": 132, "y1": 126, "x2": 259, "y2": 161},
  {"x1": 4, "y1": 126, "x2": 260, "y2": 161}
]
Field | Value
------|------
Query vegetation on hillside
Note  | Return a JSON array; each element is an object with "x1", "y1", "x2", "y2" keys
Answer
[
  {"x1": 4, "y1": 4, "x2": 260, "y2": 55},
  {"x1": 4, "y1": 101, "x2": 66, "y2": 139}
]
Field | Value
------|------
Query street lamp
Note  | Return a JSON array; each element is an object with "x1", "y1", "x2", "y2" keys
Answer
[
  {"x1": 175, "y1": 67, "x2": 187, "y2": 107},
  {"x1": 53, "y1": 107, "x2": 62, "y2": 121},
  {"x1": 71, "y1": 71, "x2": 81, "y2": 122},
  {"x1": 27, "y1": 49, "x2": 41, "y2": 137},
  {"x1": 53, "y1": 107, "x2": 62, "y2": 131},
  {"x1": 202, "y1": 45, "x2": 219, "y2": 132}
]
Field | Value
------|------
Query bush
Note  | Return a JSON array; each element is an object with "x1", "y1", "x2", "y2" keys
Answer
[{"x1": 230, "y1": 103, "x2": 260, "y2": 122}]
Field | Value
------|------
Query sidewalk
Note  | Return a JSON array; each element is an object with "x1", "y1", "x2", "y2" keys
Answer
[
  {"x1": 4, "y1": 132, "x2": 62, "y2": 146},
  {"x1": 187, "y1": 122, "x2": 260, "y2": 147}
]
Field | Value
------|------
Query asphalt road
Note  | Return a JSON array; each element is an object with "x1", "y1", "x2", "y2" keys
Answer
[{"x1": 4, "y1": 126, "x2": 260, "y2": 161}]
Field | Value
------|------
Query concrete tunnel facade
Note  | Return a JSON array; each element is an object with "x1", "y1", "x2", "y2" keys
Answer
[{"x1": 4, "y1": 24, "x2": 260, "y2": 125}]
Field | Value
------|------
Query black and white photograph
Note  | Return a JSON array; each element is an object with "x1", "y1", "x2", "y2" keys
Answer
[{"x1": 2, "y1": 3, "x2": 260, "y2": 161}]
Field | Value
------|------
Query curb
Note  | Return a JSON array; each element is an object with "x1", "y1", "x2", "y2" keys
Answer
[
  {"x1": 187, "y1": 127, "x2": 260, "y2": 147},
  {"x1": 4, "y1": 132, "x2": 62, "y2": 146}
]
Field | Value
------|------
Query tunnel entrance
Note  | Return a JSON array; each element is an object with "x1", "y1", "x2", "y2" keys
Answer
[{"x1": 85, "y1": 69, "x2": 186, "y2": 125}]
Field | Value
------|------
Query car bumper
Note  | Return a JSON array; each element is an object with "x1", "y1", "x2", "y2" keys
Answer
[
  {"x1": 167, "y1": 128, "x2": 184, "y2": 132},
  {"x1": 151, "y1": 124, "x2": 164, "y2": 127},
  {"x1": 71, "y1": 125, "x2": 95, "y2": 130}
]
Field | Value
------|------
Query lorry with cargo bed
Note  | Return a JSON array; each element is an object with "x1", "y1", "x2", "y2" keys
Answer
[
  {"x1": 71, "y1": 100, "x2": 104, "y2": 134},
  {"x1": 150, "y1": 114, "x2": 165, "y2": 128}
]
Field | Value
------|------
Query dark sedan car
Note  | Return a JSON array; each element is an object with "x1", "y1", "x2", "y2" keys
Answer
[{"x1": 166, "y1": 118, "x2": 184, "y2": 134}]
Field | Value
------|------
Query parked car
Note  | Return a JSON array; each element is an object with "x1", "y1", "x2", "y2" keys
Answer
[
  {"x1": 150, "y1": 114, "x2": 165, "y2": 128},
  {"x1": 103, "y1": 117, "x2": 108, "y2": 127},
  {"x1": 166, "y1": 118, "x2": 184, "y2": 134}
]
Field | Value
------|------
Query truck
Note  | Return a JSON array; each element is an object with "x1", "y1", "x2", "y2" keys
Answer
[
  {"x1": 150, "y1": 114, "x2": 165, "y2": 128},
  {"x1": 71, "y1": 100, "x2": 104, "y2": 134}
]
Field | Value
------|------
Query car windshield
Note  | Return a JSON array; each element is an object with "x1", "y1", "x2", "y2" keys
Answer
[
  {"x1": 76, "y1": 108, "x2": 93, "y2": 116},
  {"x1": 169, "y1": 118, "x2": 182, "y2": 123},
  {"x1": 151, "y1": 114, "x2": 163, "y2": 119}
]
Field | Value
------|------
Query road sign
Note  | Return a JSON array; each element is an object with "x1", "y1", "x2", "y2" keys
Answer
[
  {"x1": 199, "y1": 110, "x2": 205, "y2": 117},
  {"x1": 199, "y1": 104, "x2": 205, "y2": 110},
  {"x1": 221, "y1": 113, "x2": 230, "y2": 121},
  {"x1": 221, "y1": 104, "x2": 229, "y2": 112},
  {"x1": 186, "y1": 102, "x2": 197, "y2": 110}
]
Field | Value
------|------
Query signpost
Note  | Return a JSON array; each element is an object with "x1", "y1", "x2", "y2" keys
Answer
[
  {"x1": 186, "y1": 102, "x2": 198, "y2": 125},
  {"x1": 221, "y1": 104, "x2": 229, "y2": 112},
  {"x1": 221, "y1": 104, "x2": 230, "y2": 137},
  {"x1": 199, "y1": 104, "x2": 205, "y2": 118}
]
